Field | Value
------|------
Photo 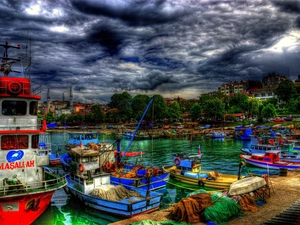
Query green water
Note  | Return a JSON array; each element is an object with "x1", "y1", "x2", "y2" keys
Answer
[{"x1": 32, "y1": 133, "x2": 274, "y2": 225}]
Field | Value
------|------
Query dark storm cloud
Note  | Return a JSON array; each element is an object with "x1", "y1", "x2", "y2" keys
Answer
[
  {"x1": 1, "y1": 0, "x2": 300, "y2": 103},
  {"x1": 273, "y1": 1, "x2": 300, "y2": 14},
  {"x1": 72, "y1": 0, "x2": 187, "y2": 26}
]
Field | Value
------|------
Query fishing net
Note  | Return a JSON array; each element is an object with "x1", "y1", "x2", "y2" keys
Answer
[
  {"x1": 129, "y1": 220, "x2": 191, "y2": 225},
  {"x1": 91, "y1": 184, "x2": 141, "y2": 201},
  {"x1": 203, "y1": 193, "x2": 243, "y2": 225},
  {"x1": 168, "y1": 193, "x2": 213, "y2": 224}
]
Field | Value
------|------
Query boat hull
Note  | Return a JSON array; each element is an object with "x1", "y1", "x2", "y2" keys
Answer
[
  {"x1": 0, "y1": 190, "x2": 55, "y2": 225},
  {"x1": 65, "y1": 180, "x2": 162, "y2": 218},
  {"x1": 110, "y1": 172, "x2": 170, "y2": 191},
  {"x1": 241, "y1": 155, "x2": 300, "y2": 170},
  {"x1": 162, "y1": 165, "x2": 239, "y2": 189}
]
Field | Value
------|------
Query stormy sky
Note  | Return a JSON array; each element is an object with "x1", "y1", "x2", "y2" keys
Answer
[{"x1": 1, "y1": 0, "x2": 300, "y2": 104}]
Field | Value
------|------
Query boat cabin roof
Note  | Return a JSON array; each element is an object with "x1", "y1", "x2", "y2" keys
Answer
[{"x1": 69, "y1": 147, "x2": 99, "y2": 157}]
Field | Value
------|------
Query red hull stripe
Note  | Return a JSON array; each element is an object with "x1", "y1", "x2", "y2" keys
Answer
[{"x1": 0, "y1": 190, "x2": 55, "y2": 225}]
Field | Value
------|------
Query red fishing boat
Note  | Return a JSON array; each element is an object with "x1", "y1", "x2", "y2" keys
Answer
[{"x1": 0, "y1": 41, "x2": 67, "y2": 225}]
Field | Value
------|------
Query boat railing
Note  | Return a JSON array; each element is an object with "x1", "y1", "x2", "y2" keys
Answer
[
  {"x1": 0, "y1": 118, "x2": 43, "y2": 130},
  {"x1": 0, "y1": 171, "x2": 67, "y2": 197}
]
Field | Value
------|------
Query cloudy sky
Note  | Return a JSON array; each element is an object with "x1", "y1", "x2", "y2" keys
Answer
[{"x1": 1, "y1": 0, "x2": 300, "y2": 104}]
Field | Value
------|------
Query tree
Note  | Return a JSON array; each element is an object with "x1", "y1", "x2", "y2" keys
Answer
[
  {"x1": 131, "y1": 94, "x2": 151, "y2": 121},
  {"x1": 202, "y1": 98, "x2": 225, "y2": 120},
  {"x1": 261, "y1": 103, "x2": 277, "y2": 119},
  {"x1": 152, "y1": 95, "x2": 168, "y2": 121},
  {"x1": 248, "y1": 98, "x2": 261, "y2": 118},
  {"x1": 228, "y1": 93, "x2": 249, "y2": 113},
  {"x1": 190, "y1": 103, "x2": 202, "y2": 121},
  {"x1": 45, "y1": 112, "x2": 55, "y2": 123},
  {"x1": 109, "y1": 92, "x2": 133, "y2": 122},
  {"x1": 168, "y1": 101, "x2": 181, "y2": 121},
  {"x1": 91, "y1": 105, "x2": 105, "y2": 123},
  {"x1": 275, "y1": 79, "x2": 296, "y2": 103}
]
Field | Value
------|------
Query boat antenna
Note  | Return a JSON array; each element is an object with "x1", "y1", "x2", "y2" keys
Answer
[{"x1": 0, "y1": 41, "x2": 21, "y2": 77}]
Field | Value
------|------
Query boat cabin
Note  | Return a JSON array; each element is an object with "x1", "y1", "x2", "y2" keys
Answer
[
  {"x1": 68, "y1": 132, "x2": 99, "y2": 146},
  {"x1": 173, "y1": 153, "x2": 201, "y2": 172},
  {"x1": 250, "y1": 150, "x2": 283, "y2": 164}
]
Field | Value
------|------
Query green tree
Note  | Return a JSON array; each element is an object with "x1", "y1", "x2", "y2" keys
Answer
[
  {"x1": 190, "y1": 103, "x2": 202, "y2": 121},
  {"x1": 131, "y1": 94, "x2": 151, "y2": 121},
  {"x1": 275, "y1": 79, "x2": 296, "y2": 103},
  {"x1": 152, "y1": 95, "x2": 168, "y2": 121},
  {"x1": 109, "y1": 92, "x2": 133, "y2": 122},
  {"x1": 261, "y1": 103, "x2": 277, "y2": 119},
  {"x1": 91, "y1": 105, "x2": 105, "y2": 123},
  {"x1": 248, "y1": 98, "x2": 261, "y2": 117},
  {"x1": 202, "y1": 98, "x2": 225, "y2": 120},
  {"x1": 228, "y1": 93, "x2": 249, "y2": 113},
  {"x1": 168, "y1": 101, "x2": 181, "y2": 121},
  {"x1": 45, "y1": 112, "x2": 55, "y2": 123}
]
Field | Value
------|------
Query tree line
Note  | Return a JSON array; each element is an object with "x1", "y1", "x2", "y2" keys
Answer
[{"x1": 42, "y1": 78, "x2": 300, "y2": 125}]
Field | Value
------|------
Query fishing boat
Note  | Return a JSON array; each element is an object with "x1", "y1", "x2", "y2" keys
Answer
[
  {"x1": 241, "y1": 136, "x2": 300, "y2": 162},
  {"x1": 109, "y1": 140, "x2": 169, "y2": 191},
  {"x1": 108, "y1": 98, "x2": 169, "y2": 191},
  {"x1": 0, "y1": 41, "x2": 67, "y2": 224},
  {"x1": 65, "y1": 131, "x2": 100, "y2": 150},
  {"x1": 162, "y1": 150, "x2": 241, "y2": 190},
  {"x1": 63, "y1": 140, "x2": 162, "y2": 217},
  {"x1": 240, "y1": 150, "x2": 300, "y2": 170},
  {"x1": 211, "y1": 132, "x2": 226, "y2": 139}
]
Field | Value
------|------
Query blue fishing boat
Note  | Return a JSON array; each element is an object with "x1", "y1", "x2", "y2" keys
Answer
[
  {"x1": 110, "y1": 98, "x2": 170, "y2": 191},
  {"x1": 211, "y1": 132, "x2": 226, "y2": 139},
  {"x1": 64, "y1": 143, "x2": 162, "y2": 217},
  {"x1": 65, "y1": 131, "x2": 100, "y2": 149}
]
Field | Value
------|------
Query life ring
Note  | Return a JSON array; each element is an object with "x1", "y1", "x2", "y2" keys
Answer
[
  {"x1": 174, "y1": 157, "x2": 181, "y2": 166},
  {"x1": 268, "y1": 139, "x2": 275, "y2": 145},
  {"x1": 79, "y1": 163, "x2": 84, "y2": 172},
  {"x1": 198, "y1": 180, "x2": 205, "y2": 187},
  {"x1": 8, "y1": 82, "x2": 22, "y2": 94},
  {"x1": 279, "y1": 138, "x2": 284, "y2": 145},
  {"x1": 147, "y1": 168, "x2": 154, "y2": 176},
  {"x1": 105, "y1": 161, "x2": 112, "y2": 170}
]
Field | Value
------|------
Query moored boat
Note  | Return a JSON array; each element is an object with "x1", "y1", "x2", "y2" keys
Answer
[
  {"x1": 0, "y1": 41, "x2": 67, "y2": 224},
  {"x1": 65, "y1": 131, "x2": 100, "y2": 150},
  {"x1": 64, "y1": 141, "x2": 162, "y2": 217},
  {"x1": 240, "y1": 150, "x2": 300, "y2": 170},
  {"x1": 162, "y1": 151, "x2": 241, "y2": 190}
]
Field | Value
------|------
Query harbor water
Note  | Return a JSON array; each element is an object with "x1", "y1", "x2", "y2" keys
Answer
[{"x1": 32, "y1": 132, "x2": 276, "y2": 225}]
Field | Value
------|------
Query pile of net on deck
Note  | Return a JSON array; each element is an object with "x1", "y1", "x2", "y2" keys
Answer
[
  {"x1": 129, "y1": 221, "x2": 186, "y2": 225},
  {"x1": 91, "y1": 184, "x2": 141, "y2": 201},
  {"x1": 168, "y1": 189, "x2": 253, "y2": 225}
]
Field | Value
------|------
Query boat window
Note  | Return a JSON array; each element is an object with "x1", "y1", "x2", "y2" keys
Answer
[
  {"x1": 29, "y1": 101, "x2": 38, "y2": 115},
  {"x1": 2, "y1": 100, "x2": 27, "y2": 116},
  {"x1": 1, "y1": 135, "x2": 29, "y2": 150},
  {"x1": 82, "y1": 157, "x2": 89, "y2": 163},
  {"x1": 91, "y1": 156, "x2": 98, "y2": 162},
  {"x1": 92, "y1": 134, "x2": 97, "y2": 139},
  {"x1": 32, "y1": 135, "x2": 39, "y2": 148}
]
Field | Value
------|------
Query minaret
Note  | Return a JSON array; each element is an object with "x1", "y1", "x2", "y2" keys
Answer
[
  {"x1": 47, "y1": 88, "x2": 50, "y2": 113},
  {"x1": 62, "y1": 93, "x2": 65, "y2": 102},
  {"x1": 69, "y1": 85, "x2": 73, "y2": 110}
]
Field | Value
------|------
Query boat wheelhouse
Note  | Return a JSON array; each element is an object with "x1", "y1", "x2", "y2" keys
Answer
[{"x1": 0, "y1": 41, "x2": 67, "y2": 225}]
